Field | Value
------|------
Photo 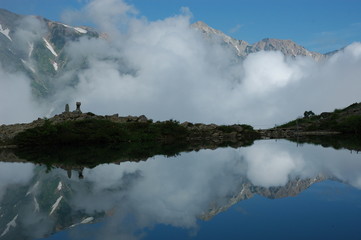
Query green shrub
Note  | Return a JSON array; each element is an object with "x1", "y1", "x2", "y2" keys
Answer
[
  {"x1": 216, "y1": 125, "x2": 236, "y2": 133},
  {"x1": 14, "y1": 119, "x2": 190, "y2": 147},
  {"x1": 336, "y1": 116, "x2": 361, "y2": 134}
]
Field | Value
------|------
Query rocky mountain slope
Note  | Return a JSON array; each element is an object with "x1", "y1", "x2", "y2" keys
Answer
[
  {"x1": 192, "y1": 21, "x2": 326, "y2": 60},
  {"x1": 0, "y1": 158, "x2": 330, "y2": 240},
  {"x1": 0, "y1": 8, "x2": 99, "y2": 96},
  {"x1": 0, "y1": 9, "x2": 333, "y2": 97},
  {"x1": 0, "y1": 164, "x2": 100, "y2": 240},
  {"x1": 201, "y1": 176, "x2": 326, "y2": 220}
]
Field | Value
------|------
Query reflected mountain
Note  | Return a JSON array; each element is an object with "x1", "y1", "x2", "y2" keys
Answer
[{"x1": 0, "y1": 140, "x2": 360, "y2": 240}]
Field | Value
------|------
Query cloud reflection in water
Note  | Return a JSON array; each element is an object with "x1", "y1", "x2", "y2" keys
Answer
[{"x1": 1, "y1": 140, "x2": 361, "y2": 240}]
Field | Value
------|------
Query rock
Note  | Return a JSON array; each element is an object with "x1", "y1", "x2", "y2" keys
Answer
[
  {"x1": 231, "y1": 124, "x2": 243, "y2": 132},
  {"x1": 137, "y1": 115, "x2": 148, "y2": 122},
  {"x1": 73, "y1": 102, "x2": 82, "y2": 113},
  {"x1": 181, "y1": 122, "x2": 193, "y2": 128},
  {"x1": 212, "y1": 132, "x2": 221, "y2": 138},
  {"x1": 105, "y1": 114, "x2": 119, "y2": 121},
  {"x1": 223, "y1": 132, "x2": 238, "y2": 141},
  {"x1": 64, "y1": 104, "x2": 70, "y2": 113}
]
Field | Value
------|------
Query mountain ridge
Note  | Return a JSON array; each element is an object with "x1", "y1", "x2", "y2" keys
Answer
[
  {"x1": 192, "y1": 20, "x2": 327, "y2": 60},
  {"x1": 0, "y1": 9, "x2": 339, "y2": 97},
  {"x1": 0, "y1": 8, "x2": 99, "y2": 96}
]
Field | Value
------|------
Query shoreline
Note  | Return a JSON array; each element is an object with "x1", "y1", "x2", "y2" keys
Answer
[
  {"x1": 258, "y1": 128, "x2": 341, "y2": 139},
  {"x1": 0, "y1": 111, "x2": 260, "y2": 149}
]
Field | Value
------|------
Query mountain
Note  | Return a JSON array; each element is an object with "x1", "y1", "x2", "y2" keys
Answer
[
  {"x1": 0, "y1": 9, "x2": 334, "y2": 97},
  {"x1": 0, "y1": 163, "x2": 101, "y2": 240},
  {"x1": 0, "y1": 8, "x2": 99, "y2": 96},
  {"x1": 192, "y1": 21, "x2": 250, "y2": 58},
  {"x1": 0, "y1": 157, "x2": 331, "y2": 239},
  {"x1": 200, "y1": 176, "x2": 326, "y2": 220},
  {"x1": 192, "y1": 21, "x2": 326, "y2": 61}
]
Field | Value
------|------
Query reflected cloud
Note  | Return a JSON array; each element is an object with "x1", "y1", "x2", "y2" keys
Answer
[
  {"x1": 0, "y1": 162, "x2": 34, "y2": 201},
  {"x1": 1, "y1": 140, "x2": 361, "y2": 239},
  {"x1": 243, "y1": 142, "x2": 305, "y2": 187}
]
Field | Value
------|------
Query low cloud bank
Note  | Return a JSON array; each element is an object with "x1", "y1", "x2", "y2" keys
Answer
[{"x1": 1, "y1": 0, "x2": 361, "y2": 126}]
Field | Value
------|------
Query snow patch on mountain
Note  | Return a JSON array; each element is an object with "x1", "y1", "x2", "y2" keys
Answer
[
  {"x1": 26, "y1": 181, "x2": 40, "y2": 196},
  {"x1": 43, "y1": 37, "x2": 58, "y2": 57},
  {"x1": 33, "y1": 197, "x2": 40, "y2": 212},
  {"x1": 0, "y1": 214, "x2": 18, "y2": 237},
  {"x1": 49, "y1": 196, "x2": 63, "y2": 216},
  {"x1": 74, "y1": 27, "x2": 87, "y2": 34},
  {"x1": 61, "y1": 23, "x2": 87, "y2": 34},
  {"x1": 81, "y1": 217, "x2": 94, "y2": 224},
  {"x1": 70, "y1": 217, "x2": 94, "y2": 228},
  {"x1": 52, "y1": 61, "x2": 59, "y2": 71},
  {"x1": 0, "y1": 24, "x2": 12, "y2": 41},
  {"x1": 28, "y1": 42, "x2": 34, "y2": 58},
  {"x1": 57, "y1": 181, "x2": 62, "y2": 191},
  {"x1": 21, "y1": 59, "x2": 36, "y2": 73}
]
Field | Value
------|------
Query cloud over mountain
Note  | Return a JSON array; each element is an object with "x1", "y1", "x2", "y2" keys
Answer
[{"x1": 0, "y1": 0, "x2": 360, "y2": 127}]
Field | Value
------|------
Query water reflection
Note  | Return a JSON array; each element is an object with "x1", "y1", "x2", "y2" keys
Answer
[{"x1": 0, "y1": 140, "x2": 360, "y2": 240}]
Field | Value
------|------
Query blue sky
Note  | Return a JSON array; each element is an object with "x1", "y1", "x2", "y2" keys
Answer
[{"x1": 1, "y1": 0, "x2": 361, "y2": 53}]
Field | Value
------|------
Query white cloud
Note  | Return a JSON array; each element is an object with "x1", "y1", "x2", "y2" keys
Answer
[
  {"x1": 0, "y1": 163, "x2": 34, "y2": 201},
  {"x1": 2, "y1": 0, "x2": 361, "y2": 129},
  {"x1": 1, "y1": 139, "x2": 361, "y2": 239},
  {"x1": 61, "y1": 0, "x2": 137, "y2": 34},
  {"x1": 0, "y1": 65, "x2": 44, "y2": 124},
  {"x1": 52, "y1": 0, "x2": 361, "y2": 127},
  {"x1": 60, "y1": 139, "x2": 361, "y2": 240},
  {"x1": 244, "y1": 142, "x2": 304, "y2": 187}
]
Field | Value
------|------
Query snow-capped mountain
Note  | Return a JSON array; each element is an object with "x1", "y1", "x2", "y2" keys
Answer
[
  {"x1": 0, "y1": 8, "x2": 99, "y2": 96},
  {"x1": 0, "y1": 163, "x2": 100, "y2": 240}
]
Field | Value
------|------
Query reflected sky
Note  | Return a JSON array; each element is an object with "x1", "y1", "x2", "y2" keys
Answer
[{"x1": 0, "y1": 140, "x2": 360, "y2": 240}]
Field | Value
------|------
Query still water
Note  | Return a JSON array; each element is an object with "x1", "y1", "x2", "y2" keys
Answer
[{"x1": 0, "y1": 139, "x2": 361, "y2": 240}]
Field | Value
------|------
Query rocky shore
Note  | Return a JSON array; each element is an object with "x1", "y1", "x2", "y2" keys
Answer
[
  {"x1": 0, "y1": 110, "x2": 259, "y2": 148},
  {"x1": 257, "y1": 128, "x2": 340, "y2": 139}
]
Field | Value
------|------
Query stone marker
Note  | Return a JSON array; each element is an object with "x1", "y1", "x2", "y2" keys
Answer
[
  {"x1": 75, "y1": 102, "x2": 82, "y2": 113},
  {"x1": 65, "y1": 104, "x2": 70, "y2": 113}
]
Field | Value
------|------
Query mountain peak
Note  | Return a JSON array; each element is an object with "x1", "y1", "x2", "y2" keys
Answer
[
  {"x1": 192, "y1": 21, "x2": 224, "y2": 36},
  {"x1": 250, "y1": 38, "x2": 324, "y2": 60},
  {"x1": 192, "y1": 21, "x2": 250, "y2": 57},
  {"x1": 192, "y1": 21, "x2": 325, "y2": 60}
]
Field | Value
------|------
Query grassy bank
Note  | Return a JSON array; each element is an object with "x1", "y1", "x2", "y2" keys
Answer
[
  {"x1": 14, "y1": 119, "x2": 189, "y2": 147},
  {"x1": 279, "y1": 102, "x2": 361, "y2": 134},
  {"x1": 13, "y1": 117, "x2": 259, "y2": 148}
]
